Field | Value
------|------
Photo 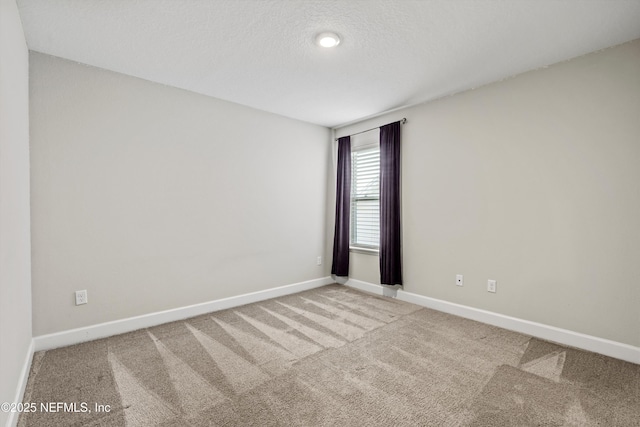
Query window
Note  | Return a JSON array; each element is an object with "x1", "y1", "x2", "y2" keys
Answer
[{"x1": 350, "y1": 145, "x2": 380, "y2": 249}]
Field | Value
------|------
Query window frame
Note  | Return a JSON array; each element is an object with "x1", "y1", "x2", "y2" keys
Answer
[{"x1": 349, "y1": 143, "x2": 380, "y2": 253}]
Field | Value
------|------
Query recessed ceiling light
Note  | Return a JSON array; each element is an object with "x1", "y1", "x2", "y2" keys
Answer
[{"x1": 316, "y1": 32, "x2": 341, "y2": 48}]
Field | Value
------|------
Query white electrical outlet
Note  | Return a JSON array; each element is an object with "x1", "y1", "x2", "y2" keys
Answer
[
  {"x1": 317, "y1": 256, "x2": 322, "y2": 265},
  {"x1": 75, "y1": 290, "x2": 88, "y2": 305},
  {"x1": 487, "y1": 280, "x2": 497, "y2": 293},
  {"x1": 456, "y1": 274, "x2": 463, "y2": 286}
]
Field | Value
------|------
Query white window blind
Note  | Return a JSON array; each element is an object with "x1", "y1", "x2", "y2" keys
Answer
[{"x1": 351, "y1": 146, "x2": 380, "y2": 248}]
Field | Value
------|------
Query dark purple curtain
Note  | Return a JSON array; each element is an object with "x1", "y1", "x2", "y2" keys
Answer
[
  {"x1": 379, "y1": 122, "x2": 402, "y2": 286},
  {"x1": 331, "y1": 136, "x2": 351, "y2": 277}
]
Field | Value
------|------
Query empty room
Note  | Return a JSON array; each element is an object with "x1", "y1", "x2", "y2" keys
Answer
[{"x1": 1, "y1": 0, "x2": 639, "y2": 426}]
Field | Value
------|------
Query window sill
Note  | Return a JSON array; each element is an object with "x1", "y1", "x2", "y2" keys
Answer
[{"x1": 350, "y1": 246, "x2": 379, "y2": 256}]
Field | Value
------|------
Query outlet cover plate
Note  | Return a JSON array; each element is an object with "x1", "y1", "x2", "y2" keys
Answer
[
  {"x1": 487, "y1": 280, "x2": 497, "y2": 293},
  {"x1": 75, "y1": 290, "x2": 88, "y2": 305},
  {"x1": 456, "y1": 274, "x2": 463, "y2": 286}
]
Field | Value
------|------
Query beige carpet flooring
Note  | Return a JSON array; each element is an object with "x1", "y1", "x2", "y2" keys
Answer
[{"x1": 19, "y1": 284, "x2": 640, "y2": 426}]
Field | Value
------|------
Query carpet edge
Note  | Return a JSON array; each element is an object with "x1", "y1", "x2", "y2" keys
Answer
[{"x1": 396, "y1": 288, "x2": 639, "y2": 365}]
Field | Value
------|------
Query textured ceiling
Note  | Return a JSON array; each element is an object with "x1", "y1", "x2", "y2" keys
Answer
[{"x1": 17, "y1": 0, "x2": 640, "y2": 128}]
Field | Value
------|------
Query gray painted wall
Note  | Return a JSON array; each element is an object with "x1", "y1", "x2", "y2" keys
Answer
[
  {"x1": 334, "y1": 40, "x2": 640, "y2": 347},
  {"x1": 0, "y1": 0, "x2": 33, "y2": 425},
  {"x1": 29, "y1": 53, "x2": 330, "y2": 336}
]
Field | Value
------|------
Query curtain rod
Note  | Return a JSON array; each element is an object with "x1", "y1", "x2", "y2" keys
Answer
[{"x1": 334, "y1": 118, "x2": 407, "y2": 141}]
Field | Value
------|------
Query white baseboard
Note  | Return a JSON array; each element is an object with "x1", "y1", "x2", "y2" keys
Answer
[
  {"x1": 344, "y1": 278, "x2": 384, "y2": 295},
  {"x1": 6, "y1": 339, "x2": 34, "y2": 427},
  {"x1": 34, "y1": 277, "x2": 333, "y2": 352},
  {"x1": 346, "y1": 280, "x2": 639, "y2": 365}
]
